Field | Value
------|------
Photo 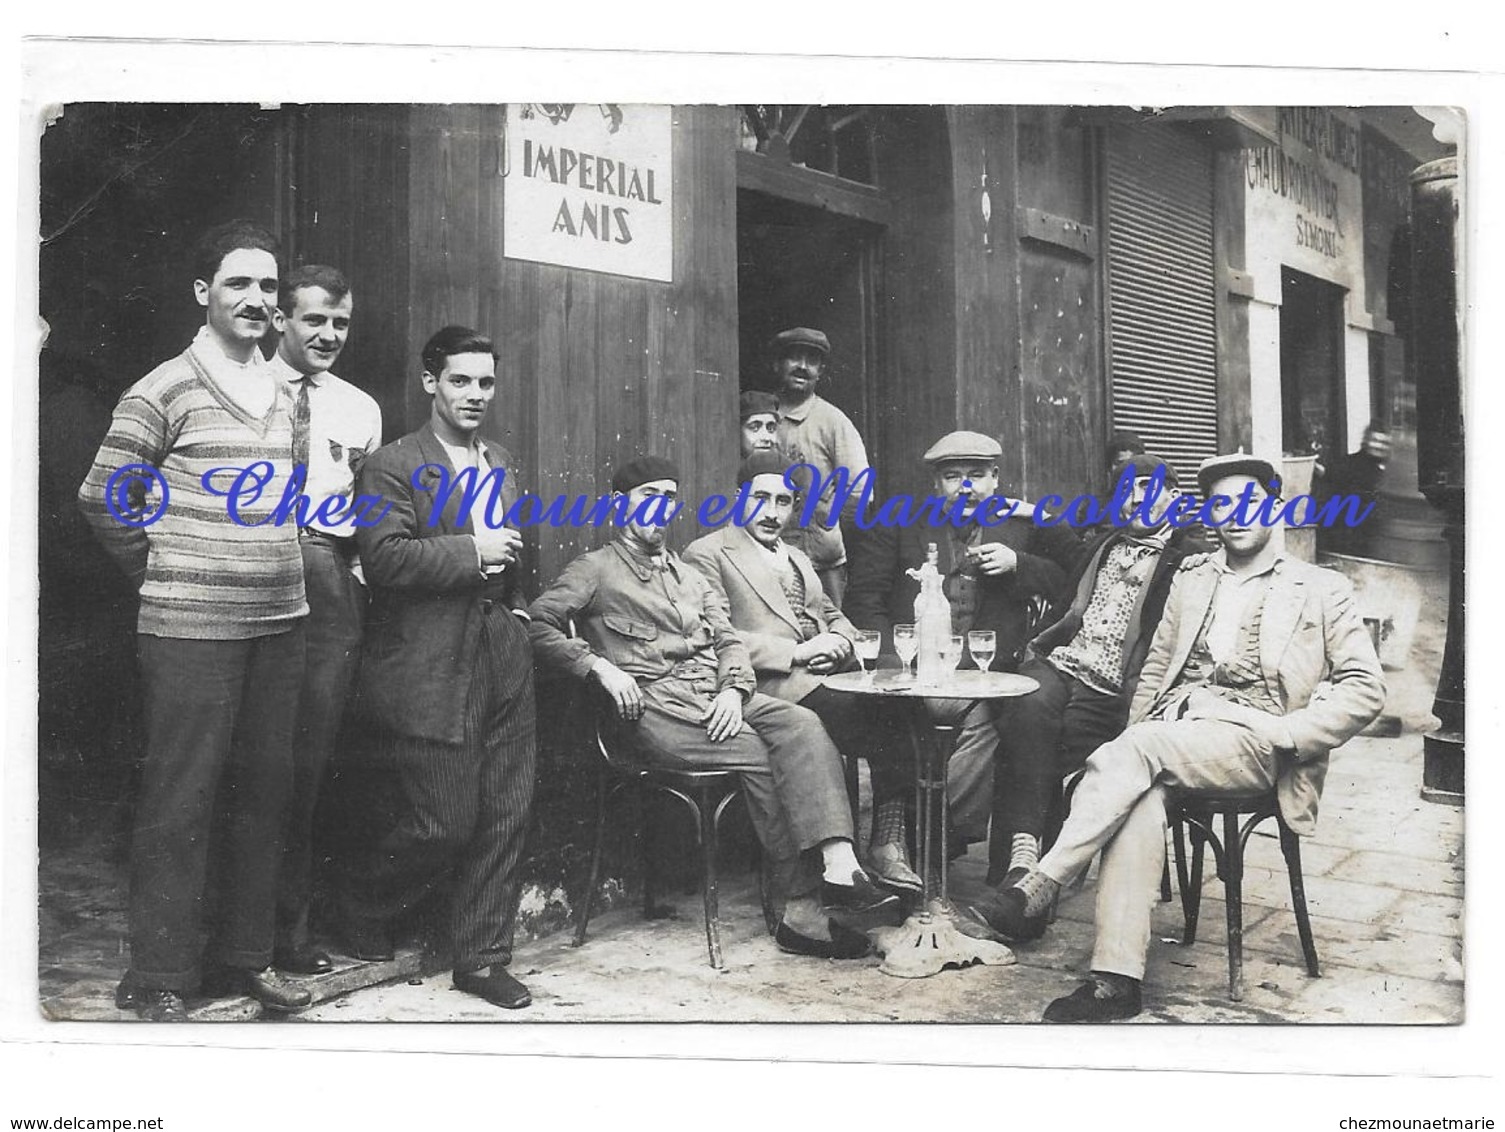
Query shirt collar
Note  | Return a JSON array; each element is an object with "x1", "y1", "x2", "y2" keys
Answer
[
  {"x1": 1211, "y1": 547, "x2": 1286, "y2": 579},
  {"x1": 192, "y1": 325, "x2": 268, "y2": 373},
  {"x1": 778, "y1": 395, "x2": 817, "y2": 424},
  {"x1": 268, "y1": 352, "x2": 318, "y2": 387},
  {"x1": 612, "y1": 538, "x2": 677, "y2": 580}
]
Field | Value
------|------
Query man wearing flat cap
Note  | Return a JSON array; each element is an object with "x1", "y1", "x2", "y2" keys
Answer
[
  {"x1": 528, "y1": 455, "x2": 902, "y2": 958},
  {"x1": 767, "y1": 326, "x2": 871, "y2": 607},
  {"x1": 975, "y1": 453, "x2": 1384, "y2": 1022},
  {"x1": 983, "y1": 453, "x2": 1197, "y2": 905},
  {"x1": 684, "y1": 452, "x2": 922, "y2": 901},
  {"x1": 739, "y1": 390, "x2": 782, "y2": 460},
  {"x1": 845, "y1": 430, "x2": 1081, "y2": 855}
]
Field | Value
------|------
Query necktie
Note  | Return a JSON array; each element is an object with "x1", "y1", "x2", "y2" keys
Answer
[{"x1": 292, "y1": 377, "x2": 312, "y2": 472}]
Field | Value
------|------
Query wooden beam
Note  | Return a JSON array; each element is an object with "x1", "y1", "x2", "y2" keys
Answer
[
  {"x1": 735, "y1": 149, "x2": 891, "y2": 225},
  {"x1": 1017, "y1": 206, "x2": 1095, "y2": 259}
]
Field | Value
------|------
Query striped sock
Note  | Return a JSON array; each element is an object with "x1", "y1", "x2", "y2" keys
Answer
[{"x1": 1009, "y1": 833, "x2": 1040, "y2": 872}]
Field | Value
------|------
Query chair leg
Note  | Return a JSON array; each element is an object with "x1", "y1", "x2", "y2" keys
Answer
[
  {"x1": 698, "y1": 784, "x2": 724, "y2": 970},
  {"x1": 1160, "y1": 857, "x2": 1174, "y2": 903},
  {"x1": 1279, "y1": 820, "x2": 1321, "y2": 978},
  {"x1": 573, "y1": 768, "x2": 611, "y2": 947},
  {"x1": 1223, "y1": 808, "x2": 1245, "y2": 1001},
  {"x1": 639, "y1": 791, "x2": 672, "y2": 920},
  {"x1": 1171, "y1": 814, "x2": 1192, "y2": 943},
  {"x1": 1185, "y1": 821, "x2": 1208, "y2": 945}
]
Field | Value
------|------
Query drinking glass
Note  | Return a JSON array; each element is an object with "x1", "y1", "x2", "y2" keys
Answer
[
  {"x1": 967, "y1": 630, "x2": 997, "y2": 673},
  {"x1": 940, "y1": 634, "x2": 964, "y2": 674},
  {"x1": 854, "y1": 630, "x2": 882, "y2": 683},
  {"x1": 892, "y1": 624, "x2": 919, "y2": 680}
]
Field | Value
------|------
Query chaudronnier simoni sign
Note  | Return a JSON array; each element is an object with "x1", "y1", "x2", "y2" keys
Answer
[{"x1": 503, "y1": 103, "x2": 673, "y2": 283}]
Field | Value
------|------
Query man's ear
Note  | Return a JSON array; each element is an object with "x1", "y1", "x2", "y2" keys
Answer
[
  {"x1": 420, "y1": 370, "x2": 438, "y2": 394},
  {"x1": 193, "y1": 279, "x2": 210, "y2": 308},
  {"x1": 271, "y1": 307, "x2": 287, "y2": 334}
]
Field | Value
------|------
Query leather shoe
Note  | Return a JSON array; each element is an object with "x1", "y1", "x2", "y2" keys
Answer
[
  {"x1": 868, "y1": 842, "x2": 923, "y2": 893},
  {"x1": 932, "y1": 898, "x2": 1009, "y2": 944},
  {"x1": 275, "y1": 945, "x2": 335, "y2": 976},
  {"x1": 240, "y1": 967, "x2": 313, "y2": 1013},
  {"x1": 774, "y1": 917, "x2": 872, "y2": 959},
  {"x1": 341, "y1": 913, "x2": 394, "y2": 962},
  {"x1": 1043, "y1": 973, "x2": 1143, "y2": 1023},
  {"x1": 968, "y1": 885, "x2": 1048, "y2": 942},
  {"x1": 454, "y1": 966, "x2": 532, "y2": 1009},
  {"x1": 821, "y1": 870, "x2": 901, "y2": 916},
  {"x1": 116, "y1": 977, "x2": 187, "y2": 1022}
]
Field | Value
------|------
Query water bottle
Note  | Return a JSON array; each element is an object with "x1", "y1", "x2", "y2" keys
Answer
[{"x1": 906, "y1": 543, "x2": 952, "y2": 686}]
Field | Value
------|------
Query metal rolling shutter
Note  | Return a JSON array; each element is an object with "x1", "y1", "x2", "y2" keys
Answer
[{"x1": 1105, "y1": 125, "x2": 1218, "y2": 483}]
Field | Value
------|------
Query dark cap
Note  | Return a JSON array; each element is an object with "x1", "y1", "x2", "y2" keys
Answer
[
  {"x1": 770, "y1": 327, "x2": 831, "y2": 356},
  {"x1": 739, "y1": 390, "x2": 780, "y2": 422},
  {"x1": 737, "y1": 451, "x2": 795, "y2": 487},
  {"x1": 1197, "y1": 453, "x2": 1279, "y2": 497},
  {"x1": 1107, "y1": 429, "x2": 1145, "y2": 456},
  {"x1": 922, "y1": 430, "x2": 1003, "y2": 465},
  {"x1": 611, "y1": 455, "x2": 681, "y2": 494},
  {"x1": 1111, "y1": 452, "x2": 1180, "y2": 488}
]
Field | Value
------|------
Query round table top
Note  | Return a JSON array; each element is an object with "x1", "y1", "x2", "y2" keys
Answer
[{"x1": 822, "y1": 668, "x2": 1039, "y2": 700}]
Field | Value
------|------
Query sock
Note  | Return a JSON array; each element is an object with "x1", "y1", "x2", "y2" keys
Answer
[
  {"x1": 1013, "y1": 868, "x2": 1061, "y2": 918},
  {"x1": 1009, "y1": 832, "x2": 1040, "y2": 872},
  {"x1": 872, "y1": 798, "x2": 905, "y2": 847},
  {"x1": 821, "y1": 839, "x2": 861, "y2": 883}
]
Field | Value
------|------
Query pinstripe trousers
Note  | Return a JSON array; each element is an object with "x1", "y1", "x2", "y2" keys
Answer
[{"x1": 345, "y1": 606, "x2": 537, "y2": 974}]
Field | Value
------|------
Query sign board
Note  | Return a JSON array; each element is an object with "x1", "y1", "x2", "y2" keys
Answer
[{"x1": 504, "y1": 103, "x2": 673, "y2": 283}]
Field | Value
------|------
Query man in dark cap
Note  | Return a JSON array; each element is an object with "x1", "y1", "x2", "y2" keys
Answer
[
  {"x1": 528, "y1": 455, "x2": 901, "y2": 957},
  {"x1": 739, "y1": 390, "x2": 782, "y2": 460},
  {"x1": 341, "y1": 324, "x2": 537, "y2": 1010},
  {"x1": 981, "y1": 453, "x2": 1196, "y2": 911},
  {"x1": 684, "y1": 452, "x2": 922, "y2": 900},
  {"x1": 1315, "y1": 421, "x2": 1391, "y2": 558},
  {"x1": 768, "y1": 326, "x2": 871, "y2": 607},
  {"x1": 975, "y1": 454, "x2": 1384, "y2": 1022},
  {"x1": 846, "y1": 430, "x2": 1081, "y2": 857}
]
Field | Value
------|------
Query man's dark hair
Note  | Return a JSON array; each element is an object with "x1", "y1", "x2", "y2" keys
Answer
[
  {"x1": 1107, "y1": 429, "x2": 1145, "y2": 457},
  {"x1": 191, "y1": 219, "x2": 282, "y2": 284},
  {"x1": 278, "y1": 264, "x2": 352, "y2": 316},
  {"x1": 421, "y1": 325, "x2": 497, "y2": 378}
]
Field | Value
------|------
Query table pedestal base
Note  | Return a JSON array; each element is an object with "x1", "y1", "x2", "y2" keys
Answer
[{"x1": 874, "y1": 906, "x2": 1015, "y2": 978}]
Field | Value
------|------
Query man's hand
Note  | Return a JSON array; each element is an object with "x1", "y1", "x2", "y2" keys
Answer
[
  {"x1": 474, "y1": 524, "x2": 523, "y2": 570},
  {"x1": 792, "y1": 632, "x2": 853, "y2": 674},
  {"x1": 590, "y1": 658, "x2": 643, "y2": 721},
  {"x1": 701, "y1": 688, "x2": 745, "y2": 743},
  {"x1": 967, "y1": 542, "x2": 1018, "y2": 576}
]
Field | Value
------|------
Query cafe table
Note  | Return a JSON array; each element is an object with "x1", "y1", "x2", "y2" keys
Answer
[{"x1": 822, "y1": 666, "x2": 1039, "y2": 978}]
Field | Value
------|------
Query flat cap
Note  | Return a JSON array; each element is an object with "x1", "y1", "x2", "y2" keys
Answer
[
  {"x1": 611, "y1": 454, "x2": 681, "y2": 494},
  {"x1": 1111, "y1": 451, "x2": 1180, "y2": 488},
  {"x1": 737, "y1": 451, "x2": 795, "y2": 487},
  {"x1": 923, "y1": 430, "x2": 1003, "y2": 465},
  {"x1": 739, "y1": 390, "x2": 780, "y2": 422},
  {"x1": 1197, "y1": 453, "x2": 1279, "y2": 497},
  {"x1": 770, "y1": 327, "x2": 831, "y2": 355}
]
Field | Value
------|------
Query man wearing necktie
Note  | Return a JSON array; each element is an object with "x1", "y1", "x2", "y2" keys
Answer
[
  {"x1": 342, "y1": 325, "x2": 537, "y2": 1010},
  {"x1": 267, "y1": 265, "x2": 382, "y2": 975}
]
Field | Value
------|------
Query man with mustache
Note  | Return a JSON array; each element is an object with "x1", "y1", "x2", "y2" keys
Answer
[
  {"x1": 78, "y1": 219, "x2": 312, "y2": 1020},
  {"x1": 528, "y1": 455, "x2": 901, "y2": 958},
  {"x1": 684, "y1": 452, "x2": 922, "y2": 906},
  {"x1": 266, "y1": 265, "x2": 382, "y2": 975},
  {"x1": 975, "y1": 455, "x2": 1384, "y2": 1021}
]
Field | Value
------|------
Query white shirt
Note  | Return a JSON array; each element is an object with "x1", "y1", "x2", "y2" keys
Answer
[
  {"x1": 191, "y1": 326, "x2": 275, "y2": 417},
  {"x1": 1206, "y1": 550, "x2": 1285, "y2": 665}
]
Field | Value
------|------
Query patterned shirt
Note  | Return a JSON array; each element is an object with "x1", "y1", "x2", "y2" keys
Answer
[{"x1": 1048, "y1": 535, "x2": 1165, "y2": 693}]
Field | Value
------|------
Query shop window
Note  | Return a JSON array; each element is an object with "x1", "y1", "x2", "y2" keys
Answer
[
  {"x1": 1279, "y1": 268, "x2": 1348, "y2": 460},
  {"x1": 739, "y1": 105, "x2": 878, "y2": 186}
]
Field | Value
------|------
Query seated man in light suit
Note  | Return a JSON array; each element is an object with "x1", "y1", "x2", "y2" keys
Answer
[
  {"x1": 528, "y1": 455, "x2": 901, "y2": 959},
  {"x1": 684, "y1": 452, "x2": 922, "y2": 901},
  {"x1": 974, "y1": 454, "x2": 1385, "y2": 1022}
]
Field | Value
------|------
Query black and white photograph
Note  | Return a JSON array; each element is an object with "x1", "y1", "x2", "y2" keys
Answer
[{"x1": 7, "y1": 25, "x2": 1498, "y2": 1130}]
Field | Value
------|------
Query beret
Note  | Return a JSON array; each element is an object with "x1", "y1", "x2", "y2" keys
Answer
[
  {"x1": 1197, "y1": 453, "x2": 1280, "y2": 497},
  {"x1": 923, "y1": 430, "x2": 1003, "y2": 465},
  {"x1": 737, "y1": 451, "x2": 795, "y2": 487},
  {"x1": 1107, "y1": 428, "x2": 1145, "y2": 455},
  {"x1": 611, "y1": 455, "x2": 681, "y2": 494},
  {"x1": 770, "y1": 327, "x2": 831, "y2": 355},
  {"x1": 739, "y1": 390, "x2": 780, "y2": 421},
  {"x1": 1111, "y1": 451, "x2": 1180, "y2": 488}
]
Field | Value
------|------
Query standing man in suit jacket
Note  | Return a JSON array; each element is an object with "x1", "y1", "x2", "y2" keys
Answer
[
  {"x1": 976, "y1": 455, "x2": 1385, "y2": 1021},
  {"x1": 845, "y1": 431, "x2": 1080, "y2": 852},
  {"x1": 342, "y1": 324, "x2": 537, "y2": 1010},
  {"x1": 985, "y1": 453, "x2": 1194, "y2": 902},
  {"x1": 684, "y1": 452, "x2": 922, "y2": 909}
]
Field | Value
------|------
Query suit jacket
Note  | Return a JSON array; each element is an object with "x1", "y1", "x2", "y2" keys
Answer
[
  {"x1": 844, "y1": 514, "x2": 1080, "y2": 670},
  {"x1": 683, "y1": 526, "x2": 856, "y2": 704},
  {"x1": 1129, "y1": 553, "x2": 1385, "y2": 835},
  {"x1": 354, "y1": 422, "x2": 529, "y2": 745},
  {"x1": 1029, "y1": 527, "x2": 1194, "y2": 703}
]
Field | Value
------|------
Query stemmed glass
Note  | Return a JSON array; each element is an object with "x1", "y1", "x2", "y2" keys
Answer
[
  {"x1": 854, "y1": 630, "x2": 882, "y2": 684},
  {"x1": 967, "y1": 630, "x2": 997, "y2": 673},
  {"x1": 892, "y1": 624, "x2": 918, "y2": 681},
  {"x1": 940, "y1": 634, "x2": 965, "y2": 674}
]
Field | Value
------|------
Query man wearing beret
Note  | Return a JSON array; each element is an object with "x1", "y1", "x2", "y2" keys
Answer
[
  {"x1": 739, "y1": 390, "x2": 782, "y2": 460},
  {"x1": 983, "y1": 454, "x2": 1196, "y2": 909},
  {"x1": 845, "y1": 430, "x2": 1081, "y2": 855},
  {"x1": 341, "y1": 324, "x2": 537, "y2": 1010},
  {"x1": 528, "y1": 455, "x2": 901, "y2": 958},
  {"x1": 684, "y1": 452, "x2": 923, "y2": 896},
  {"x1": 975, "y1": 455, "x2": 1384, "y2": 1021},
  {"x1": 768, "y1": 327, "x2": 871, "y2": 607}
]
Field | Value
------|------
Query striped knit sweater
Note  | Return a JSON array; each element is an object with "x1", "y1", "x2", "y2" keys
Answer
[{"x1": 77, "y1": 342, "x2": 308, "y2": 639}]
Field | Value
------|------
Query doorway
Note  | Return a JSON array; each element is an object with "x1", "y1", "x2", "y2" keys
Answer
[
  {"x1": 736, "y1": 189, "x2": 883, "y2": 445},
  {"x1": 1279, "y1": 267, "x2": 1348, "y2": 460}
]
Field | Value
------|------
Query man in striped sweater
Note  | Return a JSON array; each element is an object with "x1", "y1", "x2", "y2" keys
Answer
[{"x1": 78, "y1": 220, "x2": 312, "y2": 1021}]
